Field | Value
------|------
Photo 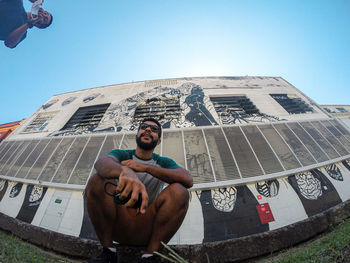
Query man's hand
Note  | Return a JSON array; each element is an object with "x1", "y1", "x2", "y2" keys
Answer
[
  {"x1": 121, "y1": 160, "x2": 148, "y2": 172},
  {"x1": 117, "y1": 166, "x2": 149, "y2": 214},
  {"x1": 27, "y1": 16, "x2": 40, "y2": 28}
]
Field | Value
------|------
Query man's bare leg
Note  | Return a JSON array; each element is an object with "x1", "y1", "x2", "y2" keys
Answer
[
  {"x1": 86, "y1": 174, "x2": 117, "y2": 248},
  {"x1": 145, "y1": 183, "x2": 189, "y2": 253},
  {"x1": 86, "y1": 176, "x2": 190, "y2": 253}
]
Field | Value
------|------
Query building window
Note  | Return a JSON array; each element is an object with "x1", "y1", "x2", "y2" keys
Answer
[
  {"x1": 210, "y1": 96, "x2": 259, "y2": 122},
  {"x1": 336, "y1": 107, "x2": 347, "y2": 113},
  {"x1": 270, "y1": 94, "x2": 313, "y2": 114},
  {"x1": 133, "y1": 97, "x2": 181, "y2": 123},
  {"x1": 61, "y1": 104, "x2": 110, "y2": 131},
  {"x1": 22, "y1": 111, "x2": 59, "y2": 133}
]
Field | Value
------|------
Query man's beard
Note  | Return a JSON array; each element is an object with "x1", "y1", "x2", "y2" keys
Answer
[{"x1": 136, "y1": 134, "x2": 158, "y2": 151}]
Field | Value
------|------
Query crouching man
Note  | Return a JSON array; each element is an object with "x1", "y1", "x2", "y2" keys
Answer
[{"x1": 85, "y1": 118, "x2": 193, "y2": 263}]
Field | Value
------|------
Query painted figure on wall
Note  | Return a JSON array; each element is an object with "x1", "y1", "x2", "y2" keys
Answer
[
  {"x1": 325, "y1": 164, "x2": 343, "y2": 181},
  {"x1": 184, "y1": 85, "x2": 218, "y2": 126},
  {"x1": 255, "y1": 180, "x2": 280, "y2": 198},
  {"x1": 16, "y1": 185, "x2": 47, "y2": 223},
  {"x1": 342, "y1": 159, "x2": 350, "y2": 171},
  {"x1": 288, "y1": 169, "x2": 341, "y2": 217},
  {"x1": 0, "y1": 180, "x2": 8, "y2": 202},
  {"x1": 199, "y1": 186, "x2": 269, "y2": 242},
  {"x1": 9, "y1": 182, "x2": 23, "y2": 198}
]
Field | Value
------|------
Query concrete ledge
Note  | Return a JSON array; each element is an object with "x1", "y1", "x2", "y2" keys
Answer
[
  {"x1": 1, "y1": 199, "x2": 350, "y2": 262},
  {"x1": 0, "y1": 214, "x2": 100, "y2": 259}
]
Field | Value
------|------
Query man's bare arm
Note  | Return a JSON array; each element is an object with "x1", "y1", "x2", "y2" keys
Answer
[
  {"x1": 121, "y1": 160, "x2": 193, "y2": 188},
  {"x1": 94, "y1": 156, "x2": 149, "y2": 213},
  {"x1": 94, "y1": 155, "x2": 126, "y2": 179},
  {"x1": 4, "y1": 23, "x2": 29, "y2": 48}
]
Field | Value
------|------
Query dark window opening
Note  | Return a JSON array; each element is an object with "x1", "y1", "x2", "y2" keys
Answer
[
  {"x1": 270, "y1": 94, "x2": 313, "y2": 114},
  {"x1": 133, "y1": 97, "x2": 181, "y2": 123},
  {"x1": 210, "y1": 96, "x2": 259, "y2": 122},
  {"x1": 61, "y1": 104, "x2": 110, "y2": 130}
]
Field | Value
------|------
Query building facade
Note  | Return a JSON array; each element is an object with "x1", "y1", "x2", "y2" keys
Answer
[{"x1": 0, "y1": 76, "x2": 350, "y2": 247}]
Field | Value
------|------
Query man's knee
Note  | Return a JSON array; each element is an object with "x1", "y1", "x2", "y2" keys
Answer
[
  {"x1": 165, "y1": 183, "x2": 190, "y2": 207},
  {"x1": 85, "y1": 174, "x2": 102, "y2": 197}
]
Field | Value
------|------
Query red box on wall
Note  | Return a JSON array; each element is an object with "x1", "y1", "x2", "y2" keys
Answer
[{"x1": 256, "y1": 203, "x2": 275, "y2": 224}]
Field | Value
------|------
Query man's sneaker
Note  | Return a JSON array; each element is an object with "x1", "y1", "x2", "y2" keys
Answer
[
  {"x1": 137, "y1": 255, "x2": 162, "y2": 263},
  {"x1": 87, "y1": 247, "x2": 118, "y2": 263}
]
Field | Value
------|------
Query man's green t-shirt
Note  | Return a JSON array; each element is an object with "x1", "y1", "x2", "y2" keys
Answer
[{"x1": 108, "y1": 149, "x2": 180, "y2": 203}]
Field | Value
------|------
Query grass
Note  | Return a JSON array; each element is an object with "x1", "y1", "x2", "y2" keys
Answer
[
  {"x1": 1, "y1": 218, "x2": 350, "y2": 262},
  {"x1": 0, "y1": 230, "x2": 79, "y2": 263},
  {"x1": 260, "y1": 217, "x2": 350, "y2": 263}
]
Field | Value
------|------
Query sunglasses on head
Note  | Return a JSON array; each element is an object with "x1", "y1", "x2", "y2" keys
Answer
[{"x1": 139, "y1": 123, "x2": 160, "y2": 133}]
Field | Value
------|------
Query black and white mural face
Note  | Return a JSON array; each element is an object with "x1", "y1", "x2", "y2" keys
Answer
[
  {"x1": 198, "y1": 186, "x2": 268, "y2": 242},
  {"x1": 255, "y1": 180, "x2": 280, "y2": 198},
  {"x1": 325, "y1": 164, "x2": 343, "y2": 181},
  {"x1": 9, "y1": 183, "x2": 23, "y2": 198},
  {"x1": 210, "y1": 187, "x2": 237, "y2": 212},
  {"x1": 288, "y1": 169, "x2": 341, "y2": 217},
  {"x1": 62, "y1": 97, "x2": 77, "y2": 106},
  {"x1": 294, "y1": 172, "x2": 323, "y2": 200},
  {"x1": 16, "y1": 185, "x2": 47, "y2": 223}
]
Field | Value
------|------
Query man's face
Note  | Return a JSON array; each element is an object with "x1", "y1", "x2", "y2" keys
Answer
[
  {"x1": 136, "y1": 121, "x2": 160, "y2": 151},
  {"x1": 35, "y1": 8, "x2": 52, "y2": 28}
]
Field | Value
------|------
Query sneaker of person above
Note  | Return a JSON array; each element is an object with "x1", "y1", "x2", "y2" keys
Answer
[
  {"x1": 138, "y1": 254, "x2": 162, "y2": 263},
  {"x1": 87, "y1": 247, "x2": 118, "y2": 263}
]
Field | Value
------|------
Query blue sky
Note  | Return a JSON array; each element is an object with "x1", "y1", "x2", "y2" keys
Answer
[{"x1": 1, "y1": 0, "x2": 349, "y2": 124}]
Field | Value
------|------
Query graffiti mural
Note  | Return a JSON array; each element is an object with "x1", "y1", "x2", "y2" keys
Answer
[
  {"x1": 16, "y1": 185, "x2": 48, "y2": 223},
  {"x1": 183, "y1": 129, "x2": 214, "y2": 183},
  {"x1": 43, "y1": 80, "x2": 291, "y2": 137},
  {"x1": 325, "y1": 164, "x2": 343, "y2": 181},
  {"x1": 248, "y1": 178, "x2": 308, "y2": 230},
  {"x1": 93, "y1": 83, "x2": 218, "y2": 133},
  {"x1": 183, "y1": 85, "x2": 218, "y2": 126},
  {"x1": 198, "y1": 186, "x2": 268, "y2": 242},
  {"x1": 9, "y1": 183, "x2": 23, "y2": 198},
  {"x1": 219, "y1": 112, "x2": 284, "y2": 125},
  {"x1": 342, "y1": 159, "x2": 350, "y2": 171},
  {"x1": 288, "y1": 170, "x2": 341, "y2": 217},
  {"x1": 255, "y1": 180, "x2": 280, "y2": 198},
  {"x1": 211, "y1": 187, "x2": 237, "y2": 212},
  {"x1": 0, "y1": 180, "x2": 8, "y2": 203}
]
